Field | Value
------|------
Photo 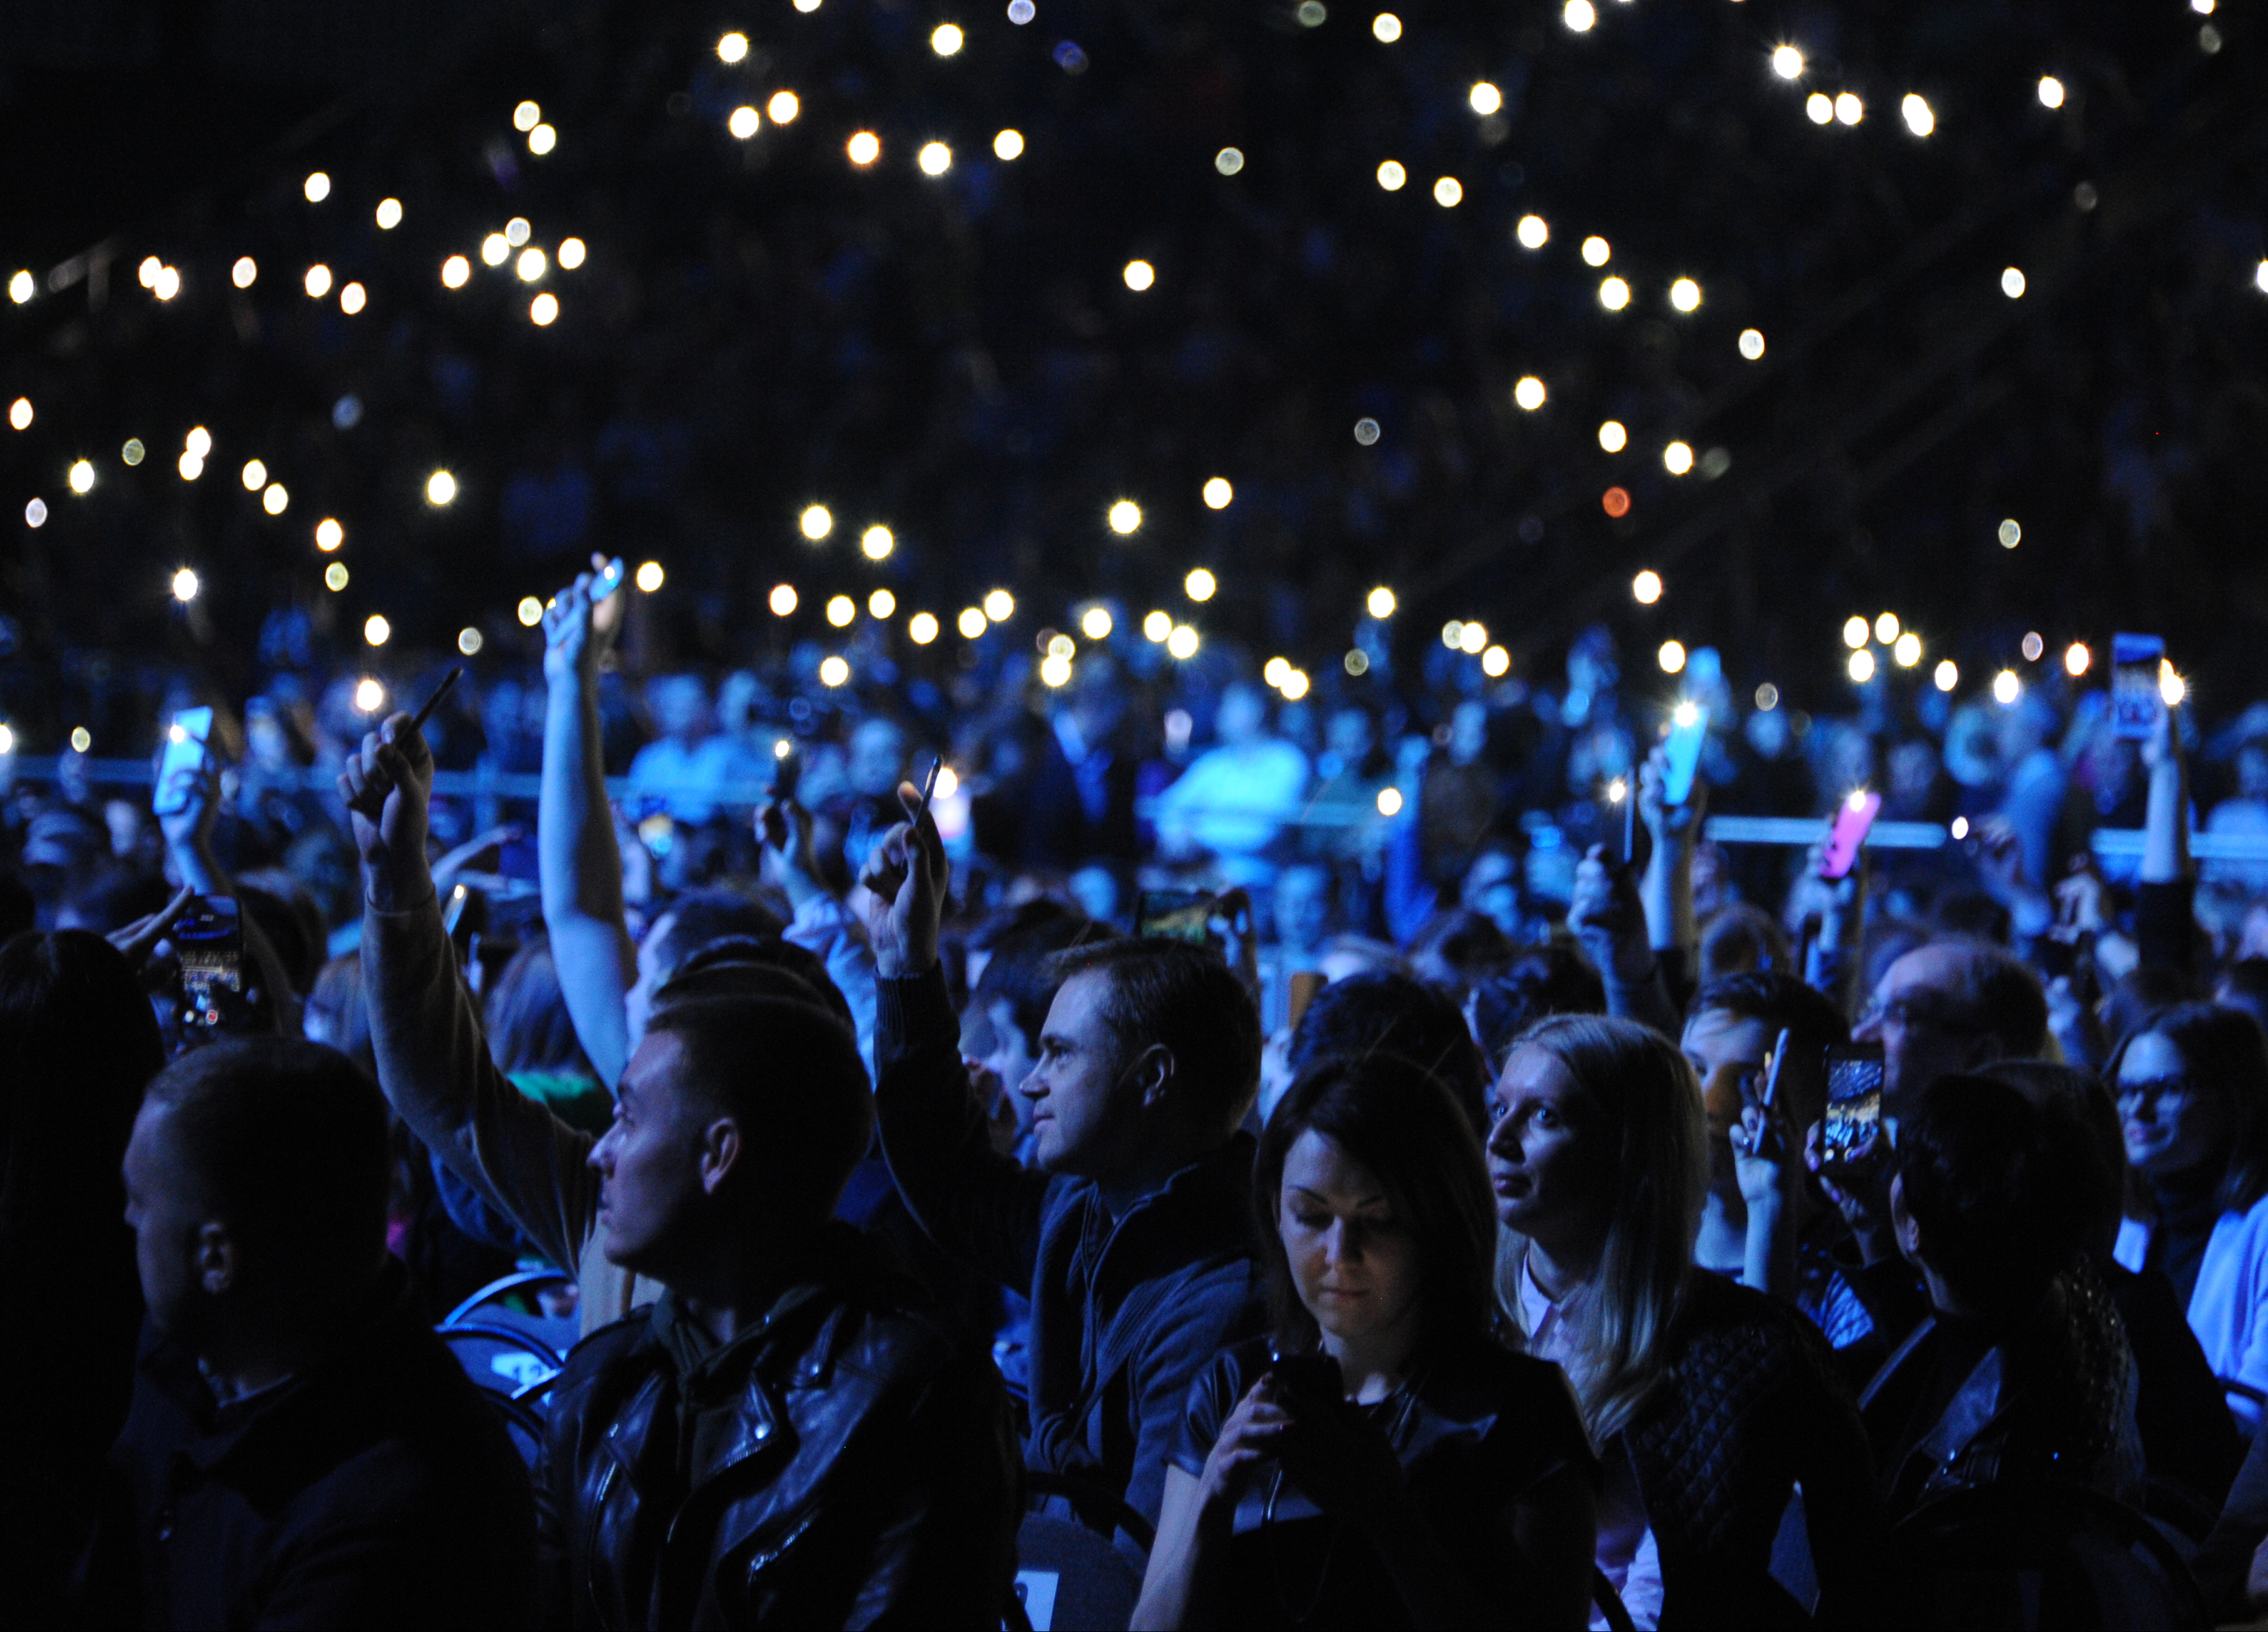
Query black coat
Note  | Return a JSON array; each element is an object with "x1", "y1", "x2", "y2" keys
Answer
[
  {"x1": 75, "y1": 1263, "x2": 538, "y2": 1629},
  {"x1": 536, "y1": 1224, "x2": 1020, "y2": 1630}
]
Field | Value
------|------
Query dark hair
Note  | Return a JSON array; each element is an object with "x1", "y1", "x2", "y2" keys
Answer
[
  {"x1": 975, "y1": 915, "x2": 1115, "y2": 1056},
  {"x1": 663, "y1": 936, "x2": 856, "y2": 1033},
  {"x1": 1407, "y1": 908, "x2": 1516, "y2": 995},
  {"x1": 1468, "y1": 946, "x2": 1605, "y2": 1073},
  {"x1": 1983, "y1": 1060, "x2": 2125, "y2": 1256},
  {"x1": 60, "y1": 869, "x2": 174, "y2": 937},
  {"x1": 1044, "y1": 939, "x2": 1261, "y2": 1126},
  {"x1": 0, "y1": 875, "x2": 34, "y2": 943},
  {"x1": 1697, "y1": 904, "x2": 1793, "y2": 985},
  {"x1": 1256, "y1": 1055, "x2": 1496, "y2": 1356},
  {"x1": 485, "y1": 939, "x2": 591, "y2": 1077},
  {"x1": 1930, "y1": 890, "x2": 2012, "y2": 946},
  {"x1": 1927, "y1": 939, "x2": 2052, "y2": 1058},
  {"x1": 2100, "y1": 965, "x2": 2195, "y2": 1056},
  {"x1": 1894, "y1": 1074, "x2": 2093, "y2": 1312},
  {"x1": 970, "y1": 898, "x2": 1089, "y2": 954},
  {"x1": 650, "y1": 890, "x2": 785, "y2": 981},
  {"x1": 2107, "y1": 1002, "x2": 2268, "y2": 1213},
  {"x1": 644, "y1": 997, "x2": 873, "y2": 1218},
  {"x1": 1287, "y1": 969, "x2": 1487, "y2": 1131},
  {"x1": 143, "y1": 1038, "x2": 392, "y2": 1283},
  {"x1": 1691, "y1": 970, "x2": 1851, "y2": 1055},
  {"x1": 2218, "y1": 961, "x2": 2268, "y2": 1037}
]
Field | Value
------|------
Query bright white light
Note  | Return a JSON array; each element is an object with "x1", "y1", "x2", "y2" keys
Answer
[
  {"x1": 23, "y1": 498, "x2": 45, "y2": 526},
  {"x1": 1895, "y1": 632, "x2": 1923, "y2": 667},
  {"x1": 769, "y1": 92, "x2": 800, "y2": 124},
  {"x1": 1902, "y1": 93, "x2": 1935, "y2": 136},
  {"x1": 0, "y1": 725, "x2": 12, "y2": 753},
  {"x1": 848, "y1": 131, "x2": 881, "y2": 166},
  {"x1": 1633, "y1": 569, "x2": 1662, "y2": 604},
  {"x1": 1372, "y1": 12, "x2": 1401, "y2": 41},
  {"x1": 304, "y1": 171, "x2": 331, "y2": 202},
  {"x1": 303, "y1": 264, "x2": 333, "y2": 298},
  {"x1": 517, "y1": 247, "x2": 546, "y2": 282},
  {"x1": 1849, "y1": 650, "x2": 1877, "y2": 683},
  {"x1": 1772, "y1": 45, "x2": 1804, "y2": 80},
  {"x1": 1184, "y1": 567, "x2": 1217, "y2": 601},
  {"x1": 729, "y1": 106, "x2": 761, "y2": 139},
  {"x1": 959, "y1": 607, "x2": 989, "y2": 638},
  {"x1": 515, "y1": 101, "x2": 541, "y2": 131},
  {"x1": 528, "y1": 124, "x2": 556, "y2": 155},
  {"x1": 1668, "y1": 277, "x2": 1701, "y2": 312},
  {"x1": 1739, "y1": 328, "x2": 1766, "y2": 360},
  {"x1": 427, "y1": 470, "x2": 457, "y2": 505},
  {"x1": 2065, "y1": 642, "x2": 2091, "y2": 676},
  {"x1": 994, "y1": 128, "x2": 1024, "y2": 159},
  {"x1": 1481, "y1": 646, "x2": 1511, "y2": 678},
  {"x1": 1598, "y1": 420, "x2": 1628, "y2": 452},
  {"x1": 1807, "y1": 92, "x2": 1834, "y2": 124},
  {"x1": 2161, "y1": 663, "x2": 2187, "y2": 708},
  {"x1": 1514, "y1": 376, "x2": 1546, "y2": 411},
  {"x1": 148, "y1": 265, "x2": 179, "y2": 301},
  {"x1": 801, "y1": 504, "x2": 834, "y2": 540},
  {"x1": 1041, "y1": 653, "x2": 1073, "y2": 688},
  {"x1": 1663, "y1": 441, "x2": 1694, "y2": 475},
  {"x1": 2001, "y1": 267, "x2": 2026, "y2": 298},
  {"x1": 1599, "y1": 277, "x2": 1631, "y2": 311},
  {"x1": 861, "y1": 524, "x2": 894, "y2": 559},
  {"x1": 1935, "y1": 659, "x2": 1959, "y2": 691},
  {"x1": 1875, "y1": 612, "x2": 1900, "y2": 643},
  {"x1": 482, "y1": 234, "x2": 510, "y2": 266},
  {"x1": 2021, "y1": 631, "x2": 2045, "y2": 662},
  {"x1": 1377, "y1": 786, "x2": 1403, "y2": 816},
  {"x1": 1582, "y1": 235, "x2": 1611, "y2": 267},
  {"x1": 316, "y1": 518, "x2": 343, "y2": 551},
  {"x1": 909, "y1": 610, "x2": 939, "y2": 643},
  {"x1": 820, "y1": 656, "x2": 851, "y2": 688},
  {"x1": 1144, "y1": 610, "x2": 1172, "y2": 642},
  {"x1": 186, "y1": 427, "x2": 211, "y2": 458},
  {"x1": 1471, "y1": 82, "x2": 1502, "y2": 115},
  {"x1": 1834, "y1": 92, "x2": 1863, "y2": 125},
  {"x1": 1216, "y1": 147, "x2": 1245, "y2": 175},
  {"x1": 518, "y1": 597, "x2": 543, "y2": 626},
  {"x1": 718, "y1": 31, "x2": 749, "y2": 62},
  {"x1": 442, "y1": 255, "x2": 471, "y2": 288},
  {"x1": 558, "y1": 238, "x2": 586, "y2": 270},
  {"x1": 1433, "y1": 177, "x2": 1463, "y2": 207},
  {"x1": 771, "y1": 584, "x2": 799, "y2": 615},
  {"x1": 1202, "y1": 477, "x2": 1233, "y2": 509},
  {"x1": 1167, "y1": 624, "x2": 1200, "y2": 659},
  {"x1": 870, "y1": 589, "x2": 896, "y2": 618},
  {"x1": 1660, "y1": 641, "x2": 1687, "y2": 674},
  {"x1": 339, "y1": 282, "x2": 366, "y2": 314},
  {"x1": 1843, "y1": 616, "x2": 1869, "y2": 648},
  {"x1": 376, "y1": 198, "x2": 403, "y2": 229},
  {"x1": 1376, "y1": 161, "x2": 1407, "y2": 191},
  {"x1": 2038, "y1": 75, "x2": 2066, "y2": 110},
  {"x1": 326, "y1": 562, "x2": 349, "y2": 592},
  {"x1": 240, "y1": 460, "x2": 267, "y2": 491},
  {"x1": 529, "y1": 293, "x2": 559, "y2": 325},
  {"x1": 355, "y1": 679, "x2": 386, "y2": 713},
  {"x1": 172, "y1": 568, "x2": 199, "y2": 602},
  {"x1": 932, "y1": 22, "x2": 964, "y2": 54},
  {"x1": 9, "y1": 271, "x2": 33, "y2": 303},
  {"x1": 1109, "y1": 500, "x2": 1144, "y2": 534},
  {"x1": 232, "y1": 257, "x2": 257, "y2": 288},
  {"x1": 178, "y1": 453, "x2": 202, "y2": 480},
  {"x1": 1459, "y1": 622, "x2": 1487, "y2": 654},
  {"x1": 263, "y1": 483, "x2": 288, "y2": 515},
  {"x1": 2256, "y1": 260, "x2": 2268, "y2": 295},
  {"x1": 1563, "y1": 0, "x2": 1595, "y2": 31},
  {"x1": 460, "y1": 628, "x2": 484, "y2": 656},
  {"x1": 1282, "y1": 668, "x2": 1312, "y2": 700},
  {"x1": 1266, "y1": 657, "x2": 1291, "y2": 688},
  {"x1": 1992, "y1": 670, "x2": 2021, "y2": 705},
  {"x1": 1441, "y1": 621, "x2": 1466, "y2": 650},
  {"x1": 1081, "y1": 607, "x2": 1114, "y2": 640},
  {"x1": 983, "y1": 588, "x2": 1015, "y2": 621},
  {"x1": 827, "y1": 595, "x2": 855, "y2": 627},
  {"x1": 636, "y1": 561, "x2": 665, "y2": 593},
  {"x1": 1516, "y1": 214, "x2": 1548, "y2": 249},
  {"x1": 1122, "y1": 259, "x2": 1154, "y2": 290},
  {"x1": 6, "y1": 399, "x2": 27, "y2": 430},
  {"x1": 1367, "y1": 586, "x2": 1396, "y2": 619},
  {"x1": 1999, "y1": 518, "x2": 2022, "y2": 548},
  {"x1": 1008, "y1": 0, "x2": 1033, "y2": 20},
  {"x1": 364, "y1": 615, "x2": 391, "y2": 647}
]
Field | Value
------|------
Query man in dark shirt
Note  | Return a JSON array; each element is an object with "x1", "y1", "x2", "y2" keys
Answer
[
  {"x1": 78, "y1": 1038, "x2": 536, "y2": 1628},
  {"x1": 858, "y1": 784, "x2": 1267, "y2": 1525}
]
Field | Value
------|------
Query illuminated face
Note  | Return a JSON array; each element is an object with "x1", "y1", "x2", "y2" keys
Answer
[
  {"x1": 1486, "y1": 1046, "x2": 1615, "y2": 1255},
  {"x1": 1853, "y1": 945, "x2": 1993, "y2": 1111},
  {"x1": 589, "y1": 1032, "x2": 716, "y2": 1271},
  {"x1": 1276, "y1": 1131, "x2": 1420, "y2": 1349},
  {"x1": 123, "y1": 1103, "x2": 211, "y2": 1338},
  {"x1": 1022, "y1": 971, "x2": 1142, "y2": 1176},
  {"x1": 2119, "y1": 1030, "x2": 2228, "y2": 1181}
]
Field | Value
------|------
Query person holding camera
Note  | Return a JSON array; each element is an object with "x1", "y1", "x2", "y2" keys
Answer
[{"x1": 1132, "y1": 1053, "x2": 1598, "y2": 1630}]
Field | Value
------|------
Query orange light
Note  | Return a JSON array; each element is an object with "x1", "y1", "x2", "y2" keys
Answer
[{"x1": 1601, "y1": 486, "x2": 1631, "y2": 519}]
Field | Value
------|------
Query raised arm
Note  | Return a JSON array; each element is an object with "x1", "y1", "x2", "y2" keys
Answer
[
  {"x1": 539, "y1": 561, "x2": 636, "y2": 1088},
  {"x1": 1638, "y1": 748, "x2": 1703, "y2": 1005},
  {"x1": 342, "y1": 709, "x2": 604, "y2": 1282},
  {"x1": 156, "y1": 754, "x2": 300, "y2": 1037},
  {"x1": 1569, "y1": 843, "x2": 1680, "y2": 1037},
  {"x1": 861, "y1": 784, "x2": 1050, "y2": 1290},
  {"x1": 2136, "y1": 696, "x2": 2196, "y2": 979}
]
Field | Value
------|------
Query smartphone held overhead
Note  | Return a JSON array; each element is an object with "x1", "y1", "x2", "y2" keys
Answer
[
  {"x1": 2111, "y1": 633, "x2": 2166, "y2": 740},
  {"x1": 1662, "y1": 701, "x2": 1709, "y2": 807},
  {"x1": 1820, "y1": 789, "x2": 1882, "y2": 880},
  {"x1": 154, "y1": 706, "x2": 214, "y2": 815}
]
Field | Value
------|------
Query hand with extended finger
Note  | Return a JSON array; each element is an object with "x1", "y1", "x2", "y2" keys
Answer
[
  {"x1": 854, "y1": 782, "x2": 947, "y2": 977},
  {"x1": 338, "y1": 712, "x2": 436, "y2": 913}
]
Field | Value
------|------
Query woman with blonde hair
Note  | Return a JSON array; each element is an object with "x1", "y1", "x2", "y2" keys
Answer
[{"x1": 1489, "y1": 1013, "x2": 1887, "y2": 1628}]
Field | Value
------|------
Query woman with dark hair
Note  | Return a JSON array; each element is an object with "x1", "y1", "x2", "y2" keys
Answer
[
  {"x1": 0, "y1": 931, "x2": 168, "y2": 1620},
  {"x1": 2110, "y1": 1001, "x2": 2268, "y2": 1432},
  {"x1": 1491, "y1": 1013, "x2": 1886, "y2": 1628},
  {"x1": 1134, "y1": 1055, "x2": 1597, "y2": 1630}
]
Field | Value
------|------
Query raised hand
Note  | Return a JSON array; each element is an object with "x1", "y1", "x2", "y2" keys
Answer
[
  {"x1": 541, "y1": 554, "x2": 625, "y2": 687},
  {"x1": 106, "y1": 883, "x2": 196, "y2": 973},
  {"x1": 338, "y1": 711, "x2": 437, "y2": 913},
  {"x1": 854, "y1": 781, "x2": 947, "y2": 977},
  {"x1": 756, "y1": 796, "x2": 828, "y2": 909},
  {"x1": 1568, "y1": 843, "x2": 1651, "y2": 982}
]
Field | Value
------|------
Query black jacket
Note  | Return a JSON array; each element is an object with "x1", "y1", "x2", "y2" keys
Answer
[
  {"x1": 536, "y1": 1223, "x2": 1020, "y2": 1629},
  {"x1": 874, "y1": 965, "x2": 1267, "y2": 1524},
  {"x1": 1620, "y1": 1274, "x2": 1891, "y2": 1630},
  {"x1": 75, "y1": 1263, "x2": 537, "y2": 1629}
]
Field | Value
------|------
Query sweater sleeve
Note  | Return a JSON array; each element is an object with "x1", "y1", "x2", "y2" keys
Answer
[
  {"x1": 361, "y1": 898, "x2": 600, "y2": 1284},
  {"x1": 2135, "y1": 878, "x2": 2196, "y2": 980},
  {"x1": 872, "y1": 964, "x2": 1050, "y2": 1293}
]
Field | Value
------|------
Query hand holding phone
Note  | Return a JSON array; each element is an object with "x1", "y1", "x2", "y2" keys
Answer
[
  {"x1": 1820, "y1": 790, "x2": 1882, "y2": 881},
  {"x1": 154, "y1": 708, "x2": 215, "y2": 818},
  {"x1": 2112, "y1": 633, "x2": 2166, "y2": 741},
  {"x1": 1661, "y1": 702, "x2": 1710, "y2": 807}
]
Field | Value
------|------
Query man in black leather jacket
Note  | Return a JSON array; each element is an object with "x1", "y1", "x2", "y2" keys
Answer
[{"x1": 343, "y1": 713, "x2": 1020, "y2": 1629}]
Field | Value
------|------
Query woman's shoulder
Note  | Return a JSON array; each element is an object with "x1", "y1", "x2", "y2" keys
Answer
[
  {"x1": 1666, "y1": 1271, "x2": 1836, "y2": 1382},
  {"x1": 1180, "y1": 1335, "x2": 1275, "y2": 1443},
  {"x1": 1425, "y1": 1340, "x2": 1595, "y2": 1465}
]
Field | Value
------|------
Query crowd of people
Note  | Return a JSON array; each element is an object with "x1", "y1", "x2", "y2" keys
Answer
[{"x1": 7, "y1": 546, "x2": 2268, "y2": 1629}]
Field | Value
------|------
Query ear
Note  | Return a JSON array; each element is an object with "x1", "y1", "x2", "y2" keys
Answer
[
  {"x1": 696, "y1": 1117, "x2": 744, "y2": 1196},
  {"x1": 1131, "y1": 1042, "x2": 1175, "y2": 1110},
  {"x1": 1887, "y1": 1174, "x2": 1924, "y2": 1261},
  {"x1": 196, "y1": 1221, "x2": 239, "y2": 1297}
]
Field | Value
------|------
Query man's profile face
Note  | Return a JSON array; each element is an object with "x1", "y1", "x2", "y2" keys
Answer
[
  {"x1": 591, "y1": 1032, "x2": 717, "y2": 1272},
  {"x1": 1854, "y1": 945, "x2": 1990, "y2": 1112},
  {"x1": 123, "y1": 1103, "x2": 211, "y2": 1337},
  {"x1": 1022, "y1": 970, "x2": 1142, "y2": 1177}
]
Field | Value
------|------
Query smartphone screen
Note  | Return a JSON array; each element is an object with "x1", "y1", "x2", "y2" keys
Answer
[
  {"x1": 1662, "y1": 703, "x2": 1710, "y2": 807},
  {"x1": 2111, "y1": 633, "x2": 2166, "y2": 741},
  {"x1": 1822, "y1": 1043, "x2": 1885, "y2": 1160},
  {"x1": 771, "y1": 741, "x2": 801, "y2": 802},
  {"x1": 174, "y1": 895, "x2": 243, "y2": 1025},
  {"x1": 1136, "y1": 888, "x2": 1215, "y2": 943},
  {"x1": 1819, "y1": 790, "x2": 1883, "y2": 881},
  {"x1": 154, "y1": 707, "x2": 214, "y2": 815},
  {"x1": 591, "y1": 557, "x2": 626, "y2": 602}
]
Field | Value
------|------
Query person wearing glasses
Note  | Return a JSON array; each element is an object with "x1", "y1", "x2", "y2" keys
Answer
[
  {"x1": 2110, "y1": 1003, "x2": 2268, "y2": 1433},
  {"x1": 1849, "y1": 941, "x2": 2049, "y2": 1120}
]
